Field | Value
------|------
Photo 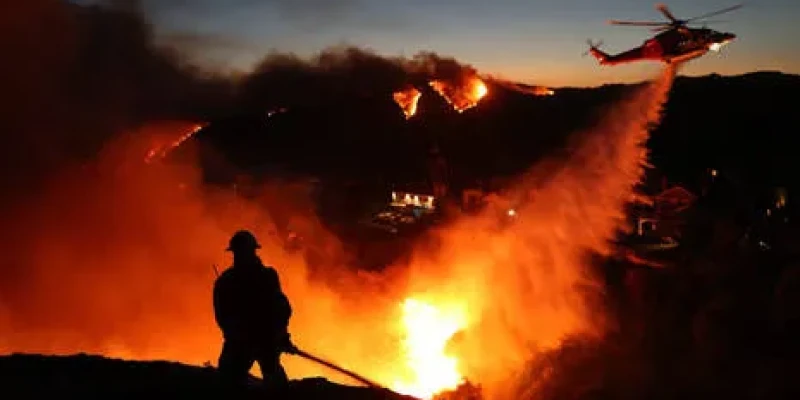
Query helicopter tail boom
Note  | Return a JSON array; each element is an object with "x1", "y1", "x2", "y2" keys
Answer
[
  {"x1": 586, "y1": 40, "x2": 612, "y2": 65},
  {"x1": 588, "y1": 47, "x2": 611, "y2": 65},
  {"x1": 587, "y1": 42, "x2": 650, "y2": 66}
]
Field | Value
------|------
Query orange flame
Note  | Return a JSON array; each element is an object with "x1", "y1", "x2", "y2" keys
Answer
[
  {"x1": 532, "y1": 86, "x2": 555, "y2": 96},
  {"x1": 0, "y1": 67, "x2": 678, "y2": 400},
  {"x1": 429, "y1": 76, "x2": 488, "y2": 113},
  {"x1": 393, "y1": 87, "x2": 422, "y2": 119},
  {"x1": 144, "y1": 123, "x2": 205, "y2": 163},
  {"x1": 393, "y1": 298, "x2": 468, "y2": 399}
]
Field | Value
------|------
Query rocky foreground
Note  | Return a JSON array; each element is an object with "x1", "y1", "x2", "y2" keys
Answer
[{"x1": 0, "y1": 353, "x2": 419, "y2": 399}]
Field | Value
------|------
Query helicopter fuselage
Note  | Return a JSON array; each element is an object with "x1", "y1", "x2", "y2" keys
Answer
[
  {"x1": 589, "y1": 27, "x2": 736, "y2": 66},
  {"x1": 588, "y1": 3, "x2": 740, "y2": 66}
]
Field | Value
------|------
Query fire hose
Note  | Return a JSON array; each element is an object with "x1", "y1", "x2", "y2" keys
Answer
[
  {"x1": 210, "y1": 266, "x2": 407, "y2": 396},
  {"x1": 290, "y1": 347, "x2": 389, "y2": 391}
]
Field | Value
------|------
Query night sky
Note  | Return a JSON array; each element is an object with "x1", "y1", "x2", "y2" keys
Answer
[{"x1": 80, "y1": 0, "x2": 800, "y2": 87}]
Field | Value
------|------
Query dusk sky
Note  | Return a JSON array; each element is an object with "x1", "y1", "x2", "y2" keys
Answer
[{"x1": 92, "y1": 0, "x2": 799, "y2": 87}]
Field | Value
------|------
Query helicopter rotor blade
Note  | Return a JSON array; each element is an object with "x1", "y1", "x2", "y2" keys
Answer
[
  {"x1": 689, "y1": 19, "x2": 729, "y2": 25},
  {"x1": 655, "y1": 3, "x2": 679, "y2": 23},
  {"x1": 685, "y1": 4, "x2": 743, "y2": 23},
  {"x1": 607, "y1": 20, "x2": 670, "y2": 26},
  {"x1": 650, "y1": 26, "x2": 673, "y2": 32}
]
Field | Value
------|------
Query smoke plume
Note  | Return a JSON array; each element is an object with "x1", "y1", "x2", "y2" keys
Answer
[
  {"x1": 237, "y1": 47, "x2": 482, "y2": 111},
  {"x1": 0, "y1": 1, "x2": 492, "y2": 196}
]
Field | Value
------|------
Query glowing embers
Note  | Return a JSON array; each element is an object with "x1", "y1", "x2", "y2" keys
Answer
[
  {"x1": 144, "y1": 123, "x2": 205, "y2": 163},
  {"x1": 393, "y1": 298, "x2": 467, "y2": 399},
  {"x1": 393, "y1": 87, "x2": 423, "y2": 119},
  {"x1": 429, "y1": 76, "x2": 488, "y2": 113},
  {"x1": 531, "y1": 86, "x2": 555, "y2": 96}
]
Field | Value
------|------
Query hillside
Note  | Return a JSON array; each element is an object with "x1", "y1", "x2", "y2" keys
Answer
[
  {"x1": 173, "y1": 71, "x2": 800, "y2": 197},
  {"x1": 652, "y1": 71, "x2": 800, "y2": 191},
  {"x1": 0, "y1": 353, "x2": 417, "y2": 399}
]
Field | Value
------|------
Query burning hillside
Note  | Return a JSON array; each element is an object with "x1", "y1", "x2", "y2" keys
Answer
[
  {"x1": 428, "y1": 76, "x2": 488, "y2": 114},
  {"x1": 393, "y1": 87, "x2": 423, "y2": 119},
  {"x1": 392, "y1": 74, "x2": 554, "y2": 119},
  {"x1": 0, "y1": 63, "x2": 678, "y2": 400},
  {"x1": 239, "y1": 47, "x2": 555, "y2": 122}
]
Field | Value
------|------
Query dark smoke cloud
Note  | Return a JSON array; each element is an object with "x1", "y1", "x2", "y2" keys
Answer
[
  {"x1": 0, "y1": 1, "x2": 477, "y2": 191},
  {"x1": 238, "y1": 46, "x2": 479, "y2": 110},
  {"x1": 156, "y1": 31, "x2": 256, "y2": 56},
  {"x1": 153, "y1": 31, "x2": 259, "y2": 72},
  {"x1": 0, "y1": 0, "x2": 232, "y2": 200},
  {"x1": 0, "y1": 1, "x2": 481, "y2": 210}
]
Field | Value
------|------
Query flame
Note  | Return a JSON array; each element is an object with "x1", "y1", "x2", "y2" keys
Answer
[
  {"x1": 144, "y1": 123, "x2": 205, "y2": 163},
  {"x1": 393, "y1": 87, "x2": 422, "y2": 119},
  {"x1": 429, "y1": 76, "x2": 488, "y2": 113},
  {"x1": 0, "y1": 67, "x2": 678, "y2": 400},
  {"x1": 485, "y1": 77, "x2": 555, "y2": 97},
  {"x1": 393, "y1": 298, "x2": 468, "y2": 399},
  {"x1": 473, "y1": 80, "x2": 488, "y2": 99}
]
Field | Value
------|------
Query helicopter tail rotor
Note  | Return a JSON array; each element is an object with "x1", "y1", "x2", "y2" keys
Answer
[
  {"x1": 588, "y1": 39, "x2": 604, "y2": 48},
  {"x1": 583, "y1": 39, "x2": 604, "y2": 56}
]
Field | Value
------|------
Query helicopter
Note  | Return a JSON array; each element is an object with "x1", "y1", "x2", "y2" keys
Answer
[{"x1": 587, "y1": 3, "x2": 741, "y2": 66}]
